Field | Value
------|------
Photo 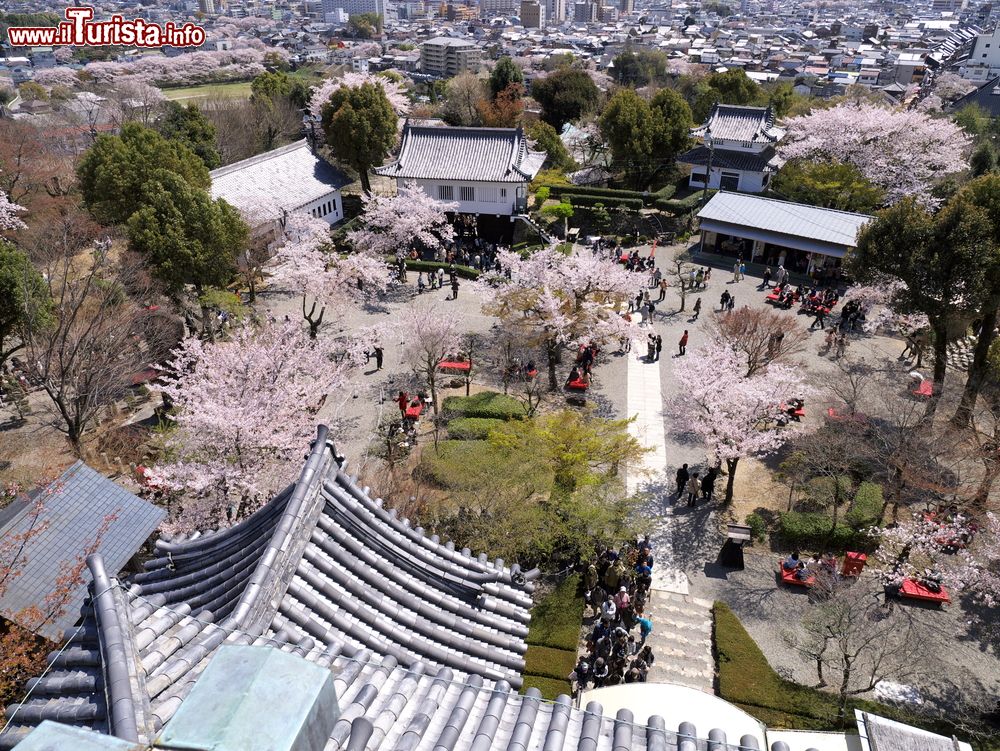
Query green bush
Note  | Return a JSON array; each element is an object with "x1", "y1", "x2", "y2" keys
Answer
[
  {"x1": 566, "y1": 194, "x2": 643, "y2": 210},
  {"x1": 846, "y1": 481, "x2": 884, "y2": 528},
  {"x1": 524, "y1": 645, "x2": 578, "y2": 680},
  {"x1": 399, "y1": 259, "x2": 480, "y2": 279},
  {"x1": 543, "y1": 184, "x2": 648, "y2": 203},
  {"x1": 527, "y1": 574, "x2": 584, "y2": 650},
  {"x1": 520, "y1": 674, "x2": 572, "y2": 700},
  {"x1": 777, "y1": 511, "x2": 857, "y2": 551},
  {"x1": 652, "y1": 182, "x2": 677, "y2": 200},
  {"x1": 416, "y1": 440, "x2": 496, "y2": 489},
  {"x1": 745, "y1": 512, "x2": 767, "y2": 543},
  {"x1": 442, "y1": 391, "x2": 527, "y2": 420},
  {"x1": 447, "y1": 417, "x2": 506, "y2": 440},
  {"x1": 805, "y1": 476, "x2": 853, "y2": 509},
  {"x1": 656, "y1": 189, "x2": 715, "y2": 214}
]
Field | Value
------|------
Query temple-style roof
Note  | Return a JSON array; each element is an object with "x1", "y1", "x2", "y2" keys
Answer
[
  {"x1": 677, "y1": 144, "x2": 783, "y2": 173},
  {"x1": 0, "y1": 462, "x2": 165, "y2": 641},
  {"x1": 374, "y1": 121, "x2": 546, "y2": 184},
  {"x1": 1, "y1": 426, "x2": 976, "y2": 751},
  {"x1": 209, "y1": 140, "x2": 350, "y2": 225},
  {"x1": 691, "y1": 104, "x2": 785, "y2": 143}
]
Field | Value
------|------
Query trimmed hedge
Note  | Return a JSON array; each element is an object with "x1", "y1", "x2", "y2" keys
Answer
[
  {"x1": 520, "y1": 674, "x2": 572, "y2": 700},
  {"x1": 524, "y1": 645, "x2": 578, "y2": 680},
  {"x1": 400, "y1": 259, "x2": 480, "y2": 280},
  {"x1": 656, "y1": 189, "x2": 716, "y2": 214},
  {"x1": 567, "y1": 194, "x2": 643, "y2": 211},
  {"x1": 527, "y1": 574, "x2": 584, "y2": 650},
  {"x1": 442, "y1": 391, "x2": 527, "y2": 420},
  {"x1": 777, "y1": 511, "x2": 858, "y2": 551},
  {"x1": 846, "y1": 481, "x2": 884, "y2": 529},
  {"x1": 652, "y1": 183, "x2": 677, "y2": 201},
  {"x1": 447, "y1": 417, "x2": 506, "y2": 440},
  {"x1": 544, "y1": 184, "x2": 648, "y2": 202}
]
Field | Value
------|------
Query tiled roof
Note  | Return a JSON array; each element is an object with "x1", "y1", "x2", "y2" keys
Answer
[
  {"x1": 947, "y1": 76, "x2": 1000, "y2": 118},
  {"x1": 697, "y1": 191, "x2": 872, "y2": 249},
  {"x1": 0, "y1": 462, "x2": 165, "y2": 641},
  {"x1": 374, "y1": 122, "x2": 546, "y2": 183},
  {"x1": 678, "y1": 145, "x2": 783, "y2": 173},
  {"x1": 209, "y1": 140, "x2": 350, "y2": 226},
  {"x1": 692, "y1": 104, "x2": 785, "y2": 143}
]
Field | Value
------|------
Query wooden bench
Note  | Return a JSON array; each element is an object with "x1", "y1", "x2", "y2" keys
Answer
[
  {"x1": 898, "y1": 578, "x2": 950, "y2": 605},
  {"x1": 776, "y1": 560, "x2": 816, "y2": 587},
  {"x1": 438, "y1": 360, "x2": 471, "y2": 374}
]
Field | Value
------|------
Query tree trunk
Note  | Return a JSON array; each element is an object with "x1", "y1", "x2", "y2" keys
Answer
[
  {"x1": 838, "y1": 658, "x2": 852, "y2": 726},
  {"x1": 724, "y1": 457, "x2": 739, "y2": 504},
  {"x1": 303, "y1": 295, "x2": 324, "y2": 339},
  {"x1": 924, "y1": 320, "x2": 949, "y2": 419},
  {"x1": 360, "y1": 169, "x2": 372, "y2": 195},
  {"x1": 546, "y1": 341, "x2": 560, "y2": 392},
  {"x1": 952, "y1": 303, "x2": 999, "y2": 427}
]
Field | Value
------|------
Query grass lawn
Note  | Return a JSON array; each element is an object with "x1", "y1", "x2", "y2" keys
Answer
[
  {"x1": 521, "y1": 574, "x2": 584, "y2": 700},
  {"x1": 713, "y1": 602, "x2": 999, "y2": 750},
  {"x1": 160, "y1": 80, "x2": 253, "y2": 101}
]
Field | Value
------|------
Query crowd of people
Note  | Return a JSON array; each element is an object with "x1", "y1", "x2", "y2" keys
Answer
[{"x1": 571, "y1": 538, "x2": 657, "y2": 693}]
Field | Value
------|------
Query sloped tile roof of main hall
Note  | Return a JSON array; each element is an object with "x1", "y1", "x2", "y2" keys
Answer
[{"x1": 374, "y1": 121, "x2": 547, "y2": 183}]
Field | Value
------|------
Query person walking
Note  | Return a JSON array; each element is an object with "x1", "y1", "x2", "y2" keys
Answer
[
  {"x1": 646, "y1": 333, "x2": 656, "y2": 361},
  {"x1": 637, "y1": 616, "x2": 653, "y2": 646},
  {"x1": 732, "y1": 261, "x2": 741, "y2": 282},
  {"x1": 675, "y1": 463, "x2": 689, "y2": 497},
  {"x1": 762, "y1": 266, "x2": 772, "y2": 288},
  {"x1": 692, "y1": 298, "x2": 702, "y2": 320},
  {"x1": 810, "y1": 308, "x2": 826, "y2": 330},
  {"x1": 727, "y1": 294, "x2": 736, "y2": 312},
  {"x1": 720, "y1": 290, "x2": 731, "y2": 311},
  {"x1": 701, "y1": 467, "x2": 717, "y2": 503},
  {"x1": 417, "y1": 272, "x2": 426, "y2": 294},
  {"x1": 654, "y1": 334, "x2": 662, "y2": 361},
  {"x1": 686, "y1": 472, "x2": 700, "y2": 507},
  {"x1": 678, "y1": 330, "x2": 688, "y2": 356}
]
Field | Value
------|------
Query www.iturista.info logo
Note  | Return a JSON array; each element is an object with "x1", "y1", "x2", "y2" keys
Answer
[{"x1": 6, "y1": 7, "x2": 206, "y2": 48}]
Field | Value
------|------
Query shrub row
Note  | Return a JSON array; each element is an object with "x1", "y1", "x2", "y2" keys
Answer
[
  {"x1": 543, "y1": 184, "x2": 648, "y2": 202},
  {"x1": 401, "y1": 259, "x2": 480, "y2": 280},
  {"x1": 442, "y1": 391, "x2": 526, "y2": 420},
  {"x1": 566, "y1": 194, "x2": 643, "y2": 211},
  {"x1": 656, "y1": 189, "x2": 715, "y2": 214},
  {"x1": 446, "y1": 417, "x2": 506, "y2": 440},
  {"x1": 777, "y1": 511, "x2": 860, "y2": 551},
  {"x1": 526, "y1": 574, "x2": 584, "y2": 651}
]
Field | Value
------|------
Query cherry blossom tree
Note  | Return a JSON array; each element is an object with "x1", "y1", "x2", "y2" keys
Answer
[
  {"x1": 308, "y1": 71, "x2": 409, "y2": 118},
  {"x1": 841, "y1": 281, "x2": 929, "y2": 336},
  {"x1": 669, "y1": 339, "x2": 812, "y2": 503},
  {"x1": 271, "y1": 212, "x2": 392, "y2": 337},
  {"x1": 779, "y1": 103, "x2": 970, "y2": 205},
  {"x1": 477, "y1": 247, "x2": 643, "y2": 390},
  {"x1": 151, "y1": 318, "x2": 365, "y2": 531},
  {"x1": 0, "y1": 189, "x2": 26, "y2": 231},
  {"x1": 392, "y1": 302, "x2": 463, "y2": 416},
  {"x1": 347, "y1": 183, "x2": 457, "y2": 258}
]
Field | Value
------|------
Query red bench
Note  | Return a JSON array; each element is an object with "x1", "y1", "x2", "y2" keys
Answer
[
  {"x1": 776, "y1": 560, "x2": 816, "y2": 587},
  {"x1": 766, "y1": 293, "x2": 781, "y2": 304},
  {"x1": 841, "y1": 552, "x2": 866, "y2": 577},
  {"x1": 911, "y1": 379, "x2": 933, "y2": 398},
  {"x1": 404, "y1": 402, "x2": 424, "y2": 420},
  {"x1": 438, "y1": 360, "x2": 471, "y2": 373},
  {"x1": 898, "y1": 578, "x2": 950, "y2": 605},
  {"x1": 566, "y1": 378, "x2": 590, "y2": 391}
]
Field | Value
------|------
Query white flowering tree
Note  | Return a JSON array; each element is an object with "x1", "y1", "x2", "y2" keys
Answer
[
  {"x1": 780, "y1": 103, "x2": 970, "y2": 205},
  {"x1": 669, "y1": 339, "x2": 812, "y2": 503},
  {"x1": 271, "y1": 212, "x2": 392, "y2": 337},
  {"x1": 0, "y1": 189, "x2": 26, "y2": 231},
  {"x1": 347, "y1": 183, "x2": 457, "y2": 259},
  {"x1": 393, "y1": 303, "x2": 463, "y2": 416},
  {"x1": 477, "y1": 247, "x2": 643, "y2": 390},
  {"x1": 308, "y1": 71, "x2": 409, "y2": 118},
  {"x1": 151, "y1": 319, "x2": 365, "y2": 531}
]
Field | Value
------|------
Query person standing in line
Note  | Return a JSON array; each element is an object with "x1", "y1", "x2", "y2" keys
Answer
[
  {"x1": 675, "y1": 463, "x2": 689, "y2": 497},
  {"x1": 686, "y1": 472, "x2": 700, "y2": 507},
  {"x1": 655, "y1": 334, "x2": 662, "y2": 361},
  {"x1": 678, "y1": 330, "x2": 688, "y2": 356},
  {"x1": 692, "y1": 298, "x2": 702, "y2": 319}
]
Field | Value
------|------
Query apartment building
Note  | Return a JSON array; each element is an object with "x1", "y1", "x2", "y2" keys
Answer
[{"x1": 420, "y1": 36, "x2": 482, "y2": 77}]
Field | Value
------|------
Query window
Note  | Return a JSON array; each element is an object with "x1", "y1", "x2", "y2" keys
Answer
[
  {"x1": 479, "y1": 186, "x2": 498, "y2": 202},
  {"x1": 500, "y1": 188, "x2": 507, "y2": 198},
  {"x1": 690, "y1": 171, "x2": 706, "y2": 184},
  {"x1": 720, "y1": 171, "x2": 740, "y2": 191},
  {"x1": 459, "y1": 186, "x2": 475, "y2": 202},
  {"x1": 438, "y1": 185, "x2": 454, "y2": 200}
]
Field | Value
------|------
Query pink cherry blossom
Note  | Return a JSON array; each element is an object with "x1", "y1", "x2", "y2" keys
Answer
[
  {"x1": 0, "y1": 189, "x2": 26, "y2": 231},
  {"x1": 842, "y1": 281, "x2": 929, "y2": 335},
  {"x1": 308, "y1": 71, "x2": 410, "y2": 118},
  {"x1": 152, "y1": 319, "x2": 365, "y2": 531},
  {"x1": 347, "y1": 183, "x2": 456, "y2": 258},
  {"x1": 780, "y1": 102, "x2": 970, "y2": 205}
]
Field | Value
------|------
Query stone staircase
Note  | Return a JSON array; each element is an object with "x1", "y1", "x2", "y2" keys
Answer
[{"x1": 643, "y1": 590, "x2": 715, "y2": 693}]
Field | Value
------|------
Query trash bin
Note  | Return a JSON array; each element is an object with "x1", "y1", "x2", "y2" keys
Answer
[{"x1": 718, "y1": 524, "x2": 752, "y2": 569}]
